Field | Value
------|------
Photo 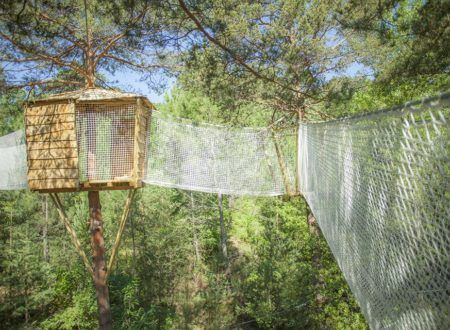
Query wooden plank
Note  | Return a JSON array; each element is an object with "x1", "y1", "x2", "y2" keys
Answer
[
  {"x1": 25, "y1": 113, "x2": 75, "y2": 125},
  {"x1": 27, "y1": 140, "x2": 78, "y2": 150},
  {"x1": 28, "y1": 158, "x2": 78, "y2": 169},
  {"x1": 28, "y1": 178, "x2": 79, "y2": 190},
  {"x1": 28, "y1": 148, "x2": 78, "y2": 160},
  {"x1": 133, "y1": 99, "x2": 145, "y2": 180},
  {"x1": 28, "y1": 168, "x2": 79, "y2": 180},
  {"x1": 26, "y1": 122, "x2": 75, "y2": 136},
  {"x1": 77, "y1": 99, "x2": 138, "y2": 106},
  {"x1": 26, "y1": 130, "x2": 76, "y2": 142},
  {"x1": 26, "y1": 103, "x2": 74, "y2": 116}
]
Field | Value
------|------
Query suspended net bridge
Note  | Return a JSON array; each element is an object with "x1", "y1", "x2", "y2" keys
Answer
[{"x1": 0, "y1": 92, "x2": 448, "y2": 329}]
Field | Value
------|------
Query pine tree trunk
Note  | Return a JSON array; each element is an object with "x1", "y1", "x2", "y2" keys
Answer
[
  {"x1": 190, "y1": 193, "x2": 200, "y2": 265},
  {"x1": 306, "y1": 205, "x2": 325, "y2": 306},
  {"x1": 88, "y1": 191, "x2": 113, "y2": 330},
  {"x1": 218, "y1": 193, "x2": 228, "y2": 261},
  {"x1": 43, "y1": 195, "x2": 49, "y2": 262}
]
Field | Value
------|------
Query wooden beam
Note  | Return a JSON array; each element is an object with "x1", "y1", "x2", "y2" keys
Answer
[
  {"x1": 49, "y1": 193, "x2": 94, "y2": 277},
  {"x1": 29, "y1": 179, "x2": 79, "y2": 191},
  {"x1": 271, "y1": 130, "x2": 295, "y2": 196},
  {"x1": 106, "y1": 189, "x2": 136, "y2": 280}
]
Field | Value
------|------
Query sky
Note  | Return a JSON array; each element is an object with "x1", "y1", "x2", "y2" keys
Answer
[
  {"x1": 108, "y1": 61, "x2": 371, "y2": 105},
  {"x1": 106, "y1": 68, "x2": 175, "y2": 104}
]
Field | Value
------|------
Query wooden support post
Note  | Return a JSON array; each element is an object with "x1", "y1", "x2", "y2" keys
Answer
[
  {"x1": 271, "y1": 130, "x2": 294, "y2": 196},
  {"x1": 88, "y1": 191, "x2": 112, "y2": 330},
  {"x1": 106, "y1": 189, "x2": 136, "y2": 279},
  {"x1": 49, "y1": 193, "x2": 94, "y2": 277}
]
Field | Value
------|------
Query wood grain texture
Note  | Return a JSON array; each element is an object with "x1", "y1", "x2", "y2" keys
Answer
[
  {"x1": 28, "y1": 148, "x2": 78, "y2": 160},
  {"x1": 26, "y1": 103, "x2": 73, "y2": 116},
  {"x1": 28, "y1": 168, "x2": 79, "y2": 180},
  {"x1": 26, "y1": 122, "x2": 75, "y2": 136},
  {"x1": 26, "y1": 130, "x2": 76, "y2": 142},
  {"x1": 26, "y1": 102, "x2": 79, "y2": 191},
  {"x1": 28, "y1": 158, "x2": 78, "y2": 169},
  {"x1": 28, "y1": 178, "x2": 79, "y2": 190},
  {"x1": 132, "y1": 98, "x2": 149, "y2": 181},
  {"x1": 27, "y1": 140, "x2": 78, "y2": 150},
  {"x1": 25, "y1": 113, "x2": 75, "y2": 125}
]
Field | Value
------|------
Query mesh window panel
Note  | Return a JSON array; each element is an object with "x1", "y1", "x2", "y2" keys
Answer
[{"x1": 76, "y1": 103, "x2": 136, "y2": 181}]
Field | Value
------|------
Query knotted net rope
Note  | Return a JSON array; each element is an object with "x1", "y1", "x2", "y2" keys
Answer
[
  {"x1": 299, "y1": 92, "x2": 449, "y2": 329},
  {"x1": 144, "y1": 112, "x2": 297, "y2": 195},
  {"x1": 0, "y1": 93, "x2": 448, "y2": 329}
]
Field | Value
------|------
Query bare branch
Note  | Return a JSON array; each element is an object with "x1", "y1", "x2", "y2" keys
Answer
[
  {"x1": 4, "y1": 79, "x2": 84, "y2": 90},
  {"x1": 103, "y1": 54, "x2": 173, "y2": 70},
  {"x1": 0, "y1": 31, "x2": 86, "y2": 77}
]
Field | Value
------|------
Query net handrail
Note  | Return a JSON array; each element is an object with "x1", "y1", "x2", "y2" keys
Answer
[
  {"x1": 299, "y1": 91, "x2": 449, "y2": 329},
  {"x1": 0, "y1": 92, "x2": 448, "y2": 329}
]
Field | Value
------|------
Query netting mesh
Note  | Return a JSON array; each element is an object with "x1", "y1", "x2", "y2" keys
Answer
[
  {"x1": 76, "y1": 103, "x2": 136, "y2": 181},
  {"x1": 299, "y1": 93, "x2": 449, "y2": 329},
  {"x1": 0, "y1": 93, "x2": 448, "y2": 328},
  {"x1": 0, "y1": 130, "x2": 27, "y2": 190},
  {"x1": 144, "y1": 112, "x2": 297, "y2": 195}
]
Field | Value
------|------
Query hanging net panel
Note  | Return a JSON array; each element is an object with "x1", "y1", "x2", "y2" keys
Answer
[
  {"x1": 0, "y1": 130, "x2": 27, "y2": 190},
  {"x1": 144, "y1": 112, "x2": 297, "y2": 196},
  {"x1": 299, "y1": 92, "x2": 449, "y2": 329}
]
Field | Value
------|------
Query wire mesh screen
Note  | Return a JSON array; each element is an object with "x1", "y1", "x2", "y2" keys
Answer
[
  {"x1": 76, "y1": 103, "x2": 136, "y2": 181},
  {"x1": 0, "y1": 130, "x2": 27, "y2": 190},
  {"x1": 298, "y1": 93, "x2": 449, "y2": 329},
  {"x1": 144, "y1": 112, "x2": 297, "y2": 196}
]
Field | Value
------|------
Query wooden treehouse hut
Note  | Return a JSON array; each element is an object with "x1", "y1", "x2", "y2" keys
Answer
[
  {"x1": 25, "y1": 88, "x2": 154, "y2": 192},
  {"x1": 24, "y1": 88, "x2": 154, "y2": 329}
]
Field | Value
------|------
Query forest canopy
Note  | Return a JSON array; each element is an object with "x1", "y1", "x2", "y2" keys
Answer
[{"x1": 0, "y1": 0, "x2": 448, "y2": 329}]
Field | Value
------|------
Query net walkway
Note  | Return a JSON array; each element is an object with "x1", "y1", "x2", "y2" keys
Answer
[
  {"x1": 0, "y1": 93, "x2": 448, "y2": 329},
  {"x1": 299, "y1": 93, "x2": 449, "y2": 329},
  {"x1": 144, "y1": 113, "x2": 296, "y2": 195}
]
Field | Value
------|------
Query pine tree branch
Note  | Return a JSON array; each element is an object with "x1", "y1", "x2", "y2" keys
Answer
[
  {"x1": 177, "y1": 0, "x2": 313, "y2": 99},
  {"x1": 0, "y1": 31, "x2": 86, "y2": 77}
]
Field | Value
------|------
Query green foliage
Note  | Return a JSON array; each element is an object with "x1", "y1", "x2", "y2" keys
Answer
[
  {"x1": 324, "y1": 73, "x2": 449, "y2": 118},
  {"x1": 338, "y1": 0, "x2": 449, "y2": 83},
  {"x1": 0, "y1": 89, "x2": 25, "y2": 135},
  {"x1": 0, "y1": 1, "x2": 447, "y2": 328}
]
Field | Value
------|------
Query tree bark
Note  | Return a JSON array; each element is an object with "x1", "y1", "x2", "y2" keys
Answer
[
  {"x1": 218, "y1": 193, "x2": 228, "y2": 262},
  {"x1": 88, "y1": 191, "x2": 113, "y2": 330},
  {"x1": 43, "y1": 195, "x2": 49, "y2": 262},
  {"x1": 306, "y1": 205, "x2": 326, "y2": 306},
  {"x1": 190, "y1": 192, "x2": 200, "y2": 266}
]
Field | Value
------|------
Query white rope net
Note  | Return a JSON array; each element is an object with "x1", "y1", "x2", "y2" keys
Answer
[
  {"x1": 299, "y1": 93, "x2": 449, "y2": 329},
  {"x1": 0, "y1": 93, "x2": 448, "y2": 329},
  {"x1": 144, "y1": 112, "x2": 297, "y2": 195},
  {"x1": 0, "y1": 130, "x2": 27, "y2": 190}
]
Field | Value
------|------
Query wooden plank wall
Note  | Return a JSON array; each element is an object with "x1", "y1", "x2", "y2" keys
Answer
[
  {"x1": 25, "y1": 103, "x2": 79, "y2": 191},
  {"x1": 132, "y1": 98, "x2": 151, "y2": 186}
]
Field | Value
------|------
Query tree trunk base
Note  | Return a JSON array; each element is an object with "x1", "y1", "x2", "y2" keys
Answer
[{"x1": 89, "y1": 191, "x2": 113, "y2": 330}]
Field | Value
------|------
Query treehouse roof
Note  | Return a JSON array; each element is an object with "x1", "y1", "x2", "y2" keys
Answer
[{"x1": 30, "y1": 88, "x2": 154, "y2": 108}]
